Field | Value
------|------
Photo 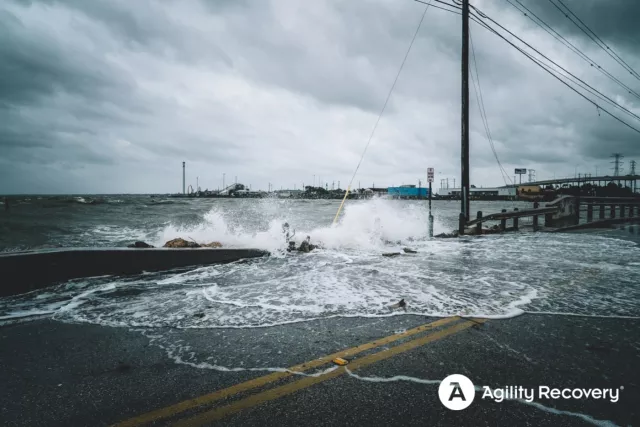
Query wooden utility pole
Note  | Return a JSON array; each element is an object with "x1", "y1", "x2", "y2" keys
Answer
[{"x1": 461, "y1": 0, "x2": 470, "y2": 221}]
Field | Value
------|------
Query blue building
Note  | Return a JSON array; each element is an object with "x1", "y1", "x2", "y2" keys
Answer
[{"x1": 387, "y1": 185, "x2": 429, "y2": 199}]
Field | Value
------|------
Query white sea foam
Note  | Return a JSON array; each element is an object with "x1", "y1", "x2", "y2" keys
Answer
[
  {"x1": 151, "y1": 198, "x2": 447, "y2": 253},
  {"x1": 2, "y1": 199, "x2": 639, "y2": 330}
]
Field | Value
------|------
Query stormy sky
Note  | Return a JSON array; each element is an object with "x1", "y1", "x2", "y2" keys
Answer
[{"x1": 1, "y1": 0, "x2": 639, "y2": 194}]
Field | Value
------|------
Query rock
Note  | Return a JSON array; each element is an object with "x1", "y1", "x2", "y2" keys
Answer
[
  {"x1": 163, "y1": 238, "x2": 200, "y2": 248},
  {"x1": 201, "y1": 241, "x2": 223, "y2": 248},
  {"x1": 403, "y1": 248, "x2": 417, "y2": 254},
  {"x1": 127, "y1": 241, "x2": 154, "y2": 248},
  {"x1": 298, "y1": 240, "x2": 311, "y2": 253}
]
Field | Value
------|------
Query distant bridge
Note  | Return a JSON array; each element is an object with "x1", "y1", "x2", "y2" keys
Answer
[{"x1": 504, "y1": 175, "x2": 640, "y2": 189}]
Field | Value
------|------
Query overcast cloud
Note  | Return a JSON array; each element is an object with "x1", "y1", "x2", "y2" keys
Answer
[{"x1": 0, "y1": 0, "x2": 639, "y2": 194}]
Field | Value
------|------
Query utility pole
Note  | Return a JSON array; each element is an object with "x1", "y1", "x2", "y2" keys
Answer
[
  {"x1": 182, "y1": 162, "x2": 185, "y2": 195},
  {"x1": 461, "y1": 0, "x2": 470, "y2": 221},
  {"x1": 223, "y1": 173, "x2": 225, "y2": 190}
]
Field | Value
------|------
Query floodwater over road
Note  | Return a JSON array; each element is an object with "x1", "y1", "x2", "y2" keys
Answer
[{"x1": 2, "y1": 196, "x2": 639, "y2": 331}]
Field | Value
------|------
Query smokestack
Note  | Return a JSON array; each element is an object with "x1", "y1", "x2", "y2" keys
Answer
[{"x1": 182, "y1": 162, "x2": 185, "y2": 194}]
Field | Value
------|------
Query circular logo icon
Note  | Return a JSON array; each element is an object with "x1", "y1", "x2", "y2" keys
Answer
[{"x1": 438, "y1": 374, "x2": 475, "y2": 410}]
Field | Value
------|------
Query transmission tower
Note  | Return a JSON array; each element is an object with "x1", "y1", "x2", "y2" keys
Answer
[
  {"x1": 611, "y1": 153, "x2": 624, "y2": 176},
  {"x1": 528, "y1": 169, "x2": 536, "y2": 183},
  {"x1": 630, "y1": 160, "x2": 637, "y2": 175}
]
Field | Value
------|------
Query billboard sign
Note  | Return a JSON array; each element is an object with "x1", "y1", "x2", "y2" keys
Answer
[
  {"x1": 427, "y1": 167, "x2": 434, "y2": 183},
  {"x1": 515, "y1": 168, "x2": 527, "y2": 174}
]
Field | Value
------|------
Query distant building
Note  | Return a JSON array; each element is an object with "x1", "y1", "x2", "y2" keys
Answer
[
  {"x1": 387, "y1": 186, "x2": 429, "y2": 199},
  {"x1": 437, "y1": 187, "x2": 516, "y2": 198}
]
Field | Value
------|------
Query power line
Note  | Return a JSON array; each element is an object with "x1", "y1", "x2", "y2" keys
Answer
[
  {"x1": 547, "y1": 0, "x2": 640, "y2": 81},
  {"x1": 469, "y1": 28, "x2": 513, "y2": 186},
  {"x1": 417, "y1": 0, "x2": 640, "y2": 125},
  {"x1": 414, "y1": 0, "x2": 460, "y2": 15},
  {"x1": 334, "y1": 0, "x2": 434, "y2": 223},
  {"x1": 346, "y1": 0, "x2": 431, "y2": 185},
  {"x1": 468, "y1": 6, "x2": 640, "y2": 135},
  {"x1": 505, "y1": 0, "x2": 640, "y2": 101},
  {"x1": 469, "y1": 4, "x2": 640, "y2": 124}
]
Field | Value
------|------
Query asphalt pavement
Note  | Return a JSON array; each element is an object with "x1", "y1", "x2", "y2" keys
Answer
[{"x1": 1, "y1": 313, "x2": 638, "y2": 426}]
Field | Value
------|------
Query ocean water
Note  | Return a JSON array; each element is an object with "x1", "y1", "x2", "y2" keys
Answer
[{"x1": 1, "y1": 195, "x2": 639, "y2": 331}]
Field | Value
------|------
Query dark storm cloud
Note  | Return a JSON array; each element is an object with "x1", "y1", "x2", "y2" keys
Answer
[
  {"x1": 517, "y1": 0, "x2": 640, "y2": 51},
  {"x1": 0, "y1": 8, "x2": 122, "y2": 106},
  {"x1": 1, "y1": 0, "x2": 639, "y2": 194}
]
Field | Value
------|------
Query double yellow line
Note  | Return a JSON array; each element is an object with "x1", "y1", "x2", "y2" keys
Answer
[{"x1": 115, "y1": 316, "x2": 484, "y2": 427}]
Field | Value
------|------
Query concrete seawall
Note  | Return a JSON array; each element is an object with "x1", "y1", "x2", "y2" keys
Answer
[{"x1": 0, "y1": 247, "x2": 269, "y2": 297}]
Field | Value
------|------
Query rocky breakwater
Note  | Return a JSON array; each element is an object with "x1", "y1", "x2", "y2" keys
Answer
[{"x1": 127, "y1": 238, "x2": 223, "y2": 248}]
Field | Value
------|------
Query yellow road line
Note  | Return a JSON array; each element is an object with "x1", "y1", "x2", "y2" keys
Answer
[
  {"x1": 114, "y1": 316, "x2": 460, "y2": 427},
  {"x1": 175, "y1": 318, "x2": 486, "y2": 427}
]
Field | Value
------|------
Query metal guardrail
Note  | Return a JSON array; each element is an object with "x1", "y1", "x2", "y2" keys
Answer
[
  {"x1": 465, "y1": 206, "x2": 557, "y2": 227},
  {"x1": 458, "y1": 195, "x2": 640, "y2": 235}
]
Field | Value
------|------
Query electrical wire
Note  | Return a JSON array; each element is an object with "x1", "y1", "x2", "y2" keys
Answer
[
  {"x1": 469, "y1": 9, "x2": 640, "y2": 135},
  {"x1": 470, "y1": 4, "x2": 640, "y2": 124},
  {"x1": 548, "y1": 0, "x2": 640, "y2": 81},
  {"x1": 505, "y1": 0, "x2": 640, "y2": 101},
  {"x1": 469, "y1": 29, "x2": 513, "y2": 186},
  {"x1": 333, "y1": 0, "x2": 434, "y2": 224}
]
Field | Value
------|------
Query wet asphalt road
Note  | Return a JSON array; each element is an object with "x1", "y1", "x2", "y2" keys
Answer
[{"x1": 1, "y1": 314, "x2": 638, "y2": 427}]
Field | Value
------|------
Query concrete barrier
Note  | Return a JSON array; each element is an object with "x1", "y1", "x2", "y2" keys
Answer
[{"x1": 0, "y1": 247, "x2": 269, "y2": 297}]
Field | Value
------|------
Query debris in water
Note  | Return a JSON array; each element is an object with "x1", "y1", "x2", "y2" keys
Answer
[
  {"x1": 388, "y1": 299, "x2": 407, "y2": 311},
  {"x1": 382, "y1": 252, "x2": 401, "y2": 257},
  {"x1": 403, "y1": 248, "x2": 417, "y2": 254},
  {"x1": 332, "y1": 357, "x2": 349, "y2": 366}
]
